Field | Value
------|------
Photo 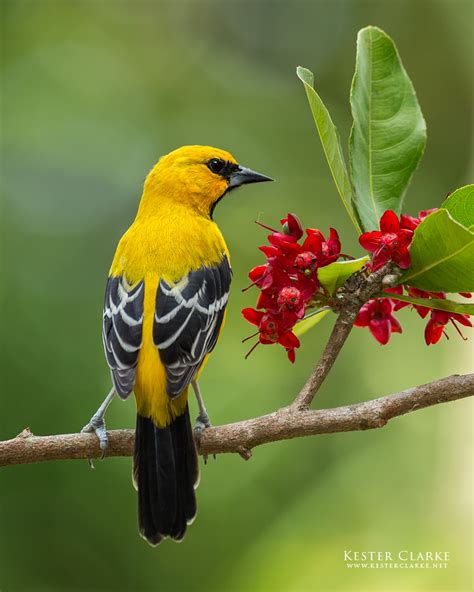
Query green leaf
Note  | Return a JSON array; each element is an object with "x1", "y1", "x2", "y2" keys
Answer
[
  {"x1": 349, "y1": 26, "x2": 427, "y2": 232},
  {"x1": 297, "y1": 66, "x2": 362, "y2": 234},
  {"x1": 317, "y1": 256, "x2": 369, "y2": 294},
  {"x1": 293, "y1": 309, "x2": 330, "y2": 337},
  {"x1": 441, "y1": 184, "x2": 474, "y2": 230},
  {"x1": 400, "y1": 209, "x2": 474, "y2": 292},
  {"x1": 380, "y1": 293, "x2": 474, "y2": 315}
]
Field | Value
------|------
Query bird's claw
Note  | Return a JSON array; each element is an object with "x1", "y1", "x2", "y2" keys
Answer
[
  {"x1": 194, "y1": 413, "x2": 214, "y2": 464},
  {"x1": 81, "y1": 414, "x2": 109, "y2": 465},
  {"x1": 194, "y1": 415, "x2": 211, "y2": 432}
]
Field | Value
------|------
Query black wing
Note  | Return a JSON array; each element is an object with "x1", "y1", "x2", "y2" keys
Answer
[
  {"x1": 153, "y1": 255, "x2": 231, "y2": 397},
  {"x1": 103, "y1": 276, "x2": 144, "y2": 399}
]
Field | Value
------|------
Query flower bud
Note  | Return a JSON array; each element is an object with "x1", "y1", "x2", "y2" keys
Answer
[{"x1": 281, "y1": 213, "x2": 303, "y2": 240}]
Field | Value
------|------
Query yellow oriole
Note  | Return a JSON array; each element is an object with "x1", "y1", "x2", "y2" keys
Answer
[{"x1": 82, "y1": 145, "x2": 272, "y2": 545}]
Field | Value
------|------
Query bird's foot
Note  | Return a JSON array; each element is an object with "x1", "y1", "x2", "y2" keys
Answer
[
  {"x1": 193, "y1": 412, "x2": 215, "y2": 464},
  {"x1": 81, "y1": 413, "x2": 109, "y2": 468},
  {"x1": 194, "y1": 411, "x2": 212, "y2": 433}
]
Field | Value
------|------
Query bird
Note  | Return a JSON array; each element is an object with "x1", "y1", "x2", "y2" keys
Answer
[{"x1": 82, "y1": 145, "x2": 272, "y2": 545}]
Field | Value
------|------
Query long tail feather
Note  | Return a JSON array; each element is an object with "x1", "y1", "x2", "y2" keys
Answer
[{"x1": 133, "y1": 405, "x2": 199, "y2": 545}]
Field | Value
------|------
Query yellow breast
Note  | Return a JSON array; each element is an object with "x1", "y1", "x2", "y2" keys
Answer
[{"x1": 110, "y1": 204, "x2": 229, "y2": 282}]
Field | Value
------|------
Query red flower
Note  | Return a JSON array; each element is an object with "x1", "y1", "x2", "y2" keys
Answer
[
  {"x1": 354, "y1": 298, "x2": 402, "y2": 345},
  {"x1": 303, "y1": 227, "x2": 341, "y2": 267},
  {"x1": 359, "y1": 210, "x2": 413, "y2": 271},
  {"x1": 400, "y1": 208, "x2": 437, "y2": 231},
  {"x1": 393, "y1": 287, "x2": 445, "y2": 319},
  {"x1": 241, "y1": 308, "x2": 300, "y2": 362},
  {"x1": 386, "y1": 286, "x2": 472, "y2": 345},
  {"x1": 424, "y1": 310, "x2": 472, "y2": 345}
]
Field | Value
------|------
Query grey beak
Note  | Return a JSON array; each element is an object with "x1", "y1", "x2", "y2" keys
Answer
[{"x1": 228, "y1": 165, "x2": 274, "y2": 189}]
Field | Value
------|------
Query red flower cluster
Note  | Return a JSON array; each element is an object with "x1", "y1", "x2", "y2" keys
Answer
[
  {"x1": 355, "y1": 279, "x2": 472, "y2": 345},
  {"x1": 242, "y1": 214, "x2": 341, "y2": 361},
  {"x1": 393, "y1": 287, "x2": 472, "y2": 345},
  {"x1": 353, "y1": 209, "x2": 471, "y2": 345},
  {"x1": 244, "y1": 209, "x2": 472, "y2": 357}
]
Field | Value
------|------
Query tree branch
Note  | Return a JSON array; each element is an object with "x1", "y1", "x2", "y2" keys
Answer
[{"x1": 1, "y1": 374, "x2": 472, "y2": 467}]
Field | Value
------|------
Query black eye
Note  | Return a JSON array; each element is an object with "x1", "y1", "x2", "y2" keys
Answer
[{"x1": 208, "y1": 158, "x2": 225, "y2": 174}]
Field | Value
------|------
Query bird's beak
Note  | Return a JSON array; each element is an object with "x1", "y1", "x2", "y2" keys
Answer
[{"x1": 228, "y1": 166, "x2": 274, "y2": 189}]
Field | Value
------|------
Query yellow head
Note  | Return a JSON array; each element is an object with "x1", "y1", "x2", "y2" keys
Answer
[{"x1": 139, "y1": 145, "x2": 272, "y2": 218}]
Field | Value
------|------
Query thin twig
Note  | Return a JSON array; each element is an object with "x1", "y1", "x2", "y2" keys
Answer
[
  {"x1": 291, "y1": 307, "x2": 357, "y2": 410},
  {"x1": 0, "y1": 374, "x2": 472, "y2": 467},
  {"x1": 292, "y1": 263, "x2": 399, "y2": 409}
]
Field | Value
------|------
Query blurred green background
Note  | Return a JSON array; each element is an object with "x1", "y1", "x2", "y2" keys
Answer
[{"x1": 1, "y1": 1, "x2": 473, "y2": 591}]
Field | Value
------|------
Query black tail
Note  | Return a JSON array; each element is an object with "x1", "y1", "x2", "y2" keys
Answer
[{"x1": 133, "y1": 405, "x2": 199, "y2": 546}]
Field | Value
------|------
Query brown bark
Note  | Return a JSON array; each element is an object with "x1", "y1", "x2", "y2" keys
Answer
[{"x1": 1, "y1": 374, "x2": 472, "y2": 466}]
